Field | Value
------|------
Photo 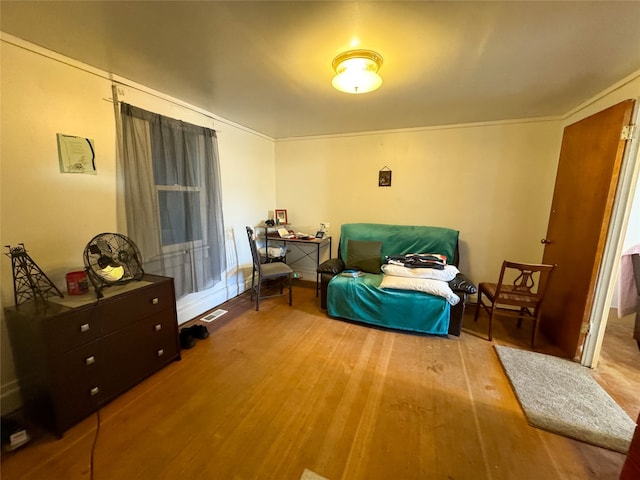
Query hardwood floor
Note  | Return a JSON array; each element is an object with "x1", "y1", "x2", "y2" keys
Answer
[
  {"x1": 591, "y1": 312, "x2": 640, "y2": 419},
  {"x1": 2, "y1": 283, "x2": 638, "y2": 480}
]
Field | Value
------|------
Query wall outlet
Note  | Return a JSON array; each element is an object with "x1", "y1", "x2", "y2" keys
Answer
[
  {"x1": 1, "y1": 418, "x2": 30, "y2": 452},
  {"x1": 292, "y1": 272, "x2": 303, "y2": 279}
]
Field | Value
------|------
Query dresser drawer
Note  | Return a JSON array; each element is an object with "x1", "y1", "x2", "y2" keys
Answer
[
  {"x1": 99, "y1": 281, "x2": 174, "y2": 334},
  {"x1": 140, "y1": 313, "x2": 180, "y2": 369},
  {"x1": 50, "y1": 341, "x2": 105, "y2": 432},
  {"x1": 101, "y1": 310, "x2": 178, "y2": 397},
  {"x1": 44, "y1": 307, "x2": 100, "y2": 354}
]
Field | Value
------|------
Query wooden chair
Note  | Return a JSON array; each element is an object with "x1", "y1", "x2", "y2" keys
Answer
[
  {"x1": 473, "y1": 261, "x2": 555, "y2": 347},
  {"x1": 245, "y1": 226, "x2": 293, "y2": 311}
]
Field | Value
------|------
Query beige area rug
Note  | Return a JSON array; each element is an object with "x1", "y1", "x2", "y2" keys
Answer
[
  {"x1": 495, "y1": 345, "x2": 635, "y2": 453},
  {"x1": 300, "y1": 468, "x2": 329, "y2": 480}
]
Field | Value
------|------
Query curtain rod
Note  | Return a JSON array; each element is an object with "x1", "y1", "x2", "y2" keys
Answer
[
  {"x1": 102, "y1": 85, "x2": 268, "y2": 140},
  {"x1": 103, "y1": 84, "x2": 221, "y2": 132},
  {"x1": 103, "y1": 80, "x2": 269, "y2": 140},
  {"x1": 104, "y1": 80, "x2": 265, "y2": 139}
]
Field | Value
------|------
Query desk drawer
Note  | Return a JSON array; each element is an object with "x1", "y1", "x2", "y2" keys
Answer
[{"x1": 99, "y1": 281, "x2": 174, "y2": 334}]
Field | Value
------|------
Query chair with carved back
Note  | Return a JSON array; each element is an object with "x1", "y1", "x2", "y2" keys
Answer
[
  {"x1": 473, "y1": 261, "x2": 555, "y2": 347},
  {"x1": 245, "y1": 226, "x2": 293, "y2": 311}
]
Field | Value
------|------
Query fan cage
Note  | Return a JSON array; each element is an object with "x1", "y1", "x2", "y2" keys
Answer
[{"x1": 83, "y1": 233, "x2": 144, "y2": 297}]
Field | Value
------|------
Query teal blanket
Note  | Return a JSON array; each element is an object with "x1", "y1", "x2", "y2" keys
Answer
[
  {"x1": 338, "y1": 223, "x2": 458, "y2": 265},
  {"x1": 328, "y1": 223, "x2": 459, "y2": 335},
  {"x1": 327, "y1": 273, "x2": 450, "y2": 334}
]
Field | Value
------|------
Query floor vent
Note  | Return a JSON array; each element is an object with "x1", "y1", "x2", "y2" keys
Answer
[{"x1": 201, "y1": 309, "x2": 228, "y2": 322}]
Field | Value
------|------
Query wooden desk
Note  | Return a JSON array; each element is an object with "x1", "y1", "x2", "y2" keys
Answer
[{"x1": 265, "y1": 235, "x2": 332, "y2": 295}]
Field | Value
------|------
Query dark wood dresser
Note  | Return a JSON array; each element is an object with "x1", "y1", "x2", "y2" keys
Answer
[{"x1": 5, "y1": 274, "x2": 181, "y2": 436}]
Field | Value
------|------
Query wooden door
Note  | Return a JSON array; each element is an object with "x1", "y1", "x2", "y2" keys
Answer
[{"x1": 539, "y1": 99, "x2": 635, "y2": 360}]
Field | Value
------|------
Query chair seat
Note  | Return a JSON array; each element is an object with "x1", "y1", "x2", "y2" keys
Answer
[
  {"x1": 261, "y1": 262, "x2": 293, "y2": 278},
  {"x1": 479, "y1": 282, "x2": 539, "y2": 309}
]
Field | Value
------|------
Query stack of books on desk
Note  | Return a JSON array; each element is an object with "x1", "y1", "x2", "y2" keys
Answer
[
  {"x1": 277, "y1": 228, "x2": 295, "y2": 238},
  {"x1": 294, "y1": 232, "x2": 315, "y2": 240}
]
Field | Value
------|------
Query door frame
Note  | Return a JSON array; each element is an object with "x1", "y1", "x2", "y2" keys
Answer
[{"x1": 582, "y1": 98, "x2": 640, "y2": 367}]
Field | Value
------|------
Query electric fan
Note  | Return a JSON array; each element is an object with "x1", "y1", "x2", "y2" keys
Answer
[{"x1": 83, "y1": 233, "x2": 144, "y2": 298}]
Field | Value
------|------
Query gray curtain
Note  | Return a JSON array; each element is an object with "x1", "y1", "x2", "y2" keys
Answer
[{"x1": 120, "y1": 103, "x2": 226, "y2": 298}]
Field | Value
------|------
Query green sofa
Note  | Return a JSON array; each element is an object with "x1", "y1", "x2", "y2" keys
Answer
[{"x1": 317, "y1": 223, "x2": 476, "y2": 336}]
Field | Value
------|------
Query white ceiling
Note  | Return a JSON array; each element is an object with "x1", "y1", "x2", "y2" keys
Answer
[{"x1": 2, "y1": 1, "x2": 640, "y2": 139}]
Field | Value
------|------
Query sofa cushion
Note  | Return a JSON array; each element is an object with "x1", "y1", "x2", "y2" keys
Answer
[{"x1": 346, "y1": 240, "x2": 383, "y2": 273}]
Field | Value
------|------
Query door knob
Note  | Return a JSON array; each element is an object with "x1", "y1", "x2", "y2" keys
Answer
[{"x1": 541, "y1": 239, "x2": 552, "y2": 244}]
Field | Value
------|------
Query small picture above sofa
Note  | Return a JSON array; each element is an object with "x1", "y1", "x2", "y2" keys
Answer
[{"x1": 317, "y1": 223, "x2": 477, "y2": 336}]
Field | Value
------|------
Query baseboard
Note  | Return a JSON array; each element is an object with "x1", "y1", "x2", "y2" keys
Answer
[{"x1": 176, "y1": 277, "x2": 251, "y2": 325}]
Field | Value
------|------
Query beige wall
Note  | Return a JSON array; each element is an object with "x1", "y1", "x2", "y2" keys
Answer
[
  {"x1": 1, "y1": 41, "x2": 120, "y2": 413},
  {"x1": 0, "y1": 38, "x2": 276, "y2": 413},
  {"x1": 275, "y1": 120, "x2": 563, "y2": 283}
]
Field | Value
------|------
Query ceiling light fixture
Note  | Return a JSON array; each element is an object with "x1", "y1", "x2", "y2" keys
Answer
[{"x1": 331, "y1": 49, "x2": 383, "y2": 94}]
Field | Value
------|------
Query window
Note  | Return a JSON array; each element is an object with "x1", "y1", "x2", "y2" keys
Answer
[
  {"x1": 158, "y1": 190, "x2": 203, "y2": 246},
  {"x1": 119, "y1": 103, "x2": 226, "y2": 298}
]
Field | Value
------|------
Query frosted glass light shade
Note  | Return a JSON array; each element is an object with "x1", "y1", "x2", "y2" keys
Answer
[{"x1": 331, "y1": 50, "x2": 383, "y2": 94}]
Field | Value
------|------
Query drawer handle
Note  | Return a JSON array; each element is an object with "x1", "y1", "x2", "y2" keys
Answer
[
  {"x1": 152, "y1": 297, "x2": 159, "y2": 305},
  {"x1": 85, "y1": 356, "x2": 96, "y2": 365},
  {"x1": 90, "y1": 386, "x2": 100, "y2": 396},
  {"x1": 157, "y1": 349, "x2": 164, "y2": 357},
  {"x1": 154, "y1": 324, "x2": 162, "y2": 332},
  {"x1": 80, "y1": 323, "x2": 90, "y2": 333}
]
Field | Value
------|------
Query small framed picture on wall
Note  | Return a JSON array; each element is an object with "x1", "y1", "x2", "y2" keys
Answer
[
  {"x1": 275, "y1": 209, "x2": 288, "y2": 225},
  {"x1": 378, "y1": 167, "x2": 392, "y2": 187}
]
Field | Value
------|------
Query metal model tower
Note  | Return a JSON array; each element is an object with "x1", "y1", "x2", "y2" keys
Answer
[{"x1": 5, "y1": 244, "x2": 63, "y2": 305}]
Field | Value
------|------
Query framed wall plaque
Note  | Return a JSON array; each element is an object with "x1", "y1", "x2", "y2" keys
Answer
[
  {"x1": 378, "y1": 167, "x2": 392, "y2": 187},
  {"x1": 57, "y1": 133, "x2": 96, "y2": 174}
]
